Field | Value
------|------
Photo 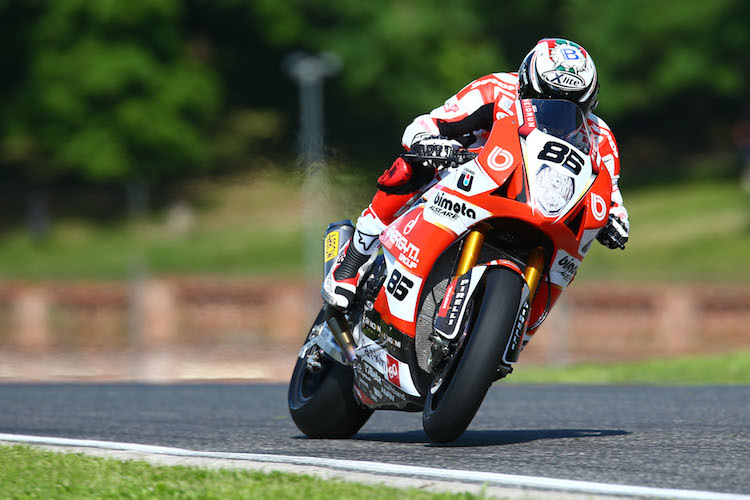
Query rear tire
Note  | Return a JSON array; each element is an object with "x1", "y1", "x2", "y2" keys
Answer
[
  {"x1": 422, "y1": 268, "x2": 523, "y2": 443},
  {"x1": 288, "y1": 309, "x2": 373, "y2": 439}
]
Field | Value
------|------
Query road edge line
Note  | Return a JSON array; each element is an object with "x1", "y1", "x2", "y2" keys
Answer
[{"x1": 0, "y1": 433, "x2": 747, "y2": 500}]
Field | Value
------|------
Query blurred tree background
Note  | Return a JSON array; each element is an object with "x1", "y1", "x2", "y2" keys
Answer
[{"x1": 0, "y1": 0, "x2": 748, "y2": 276}]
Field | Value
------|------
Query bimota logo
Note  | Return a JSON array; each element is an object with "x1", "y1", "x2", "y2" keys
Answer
[
  {"x1": 430, "y1": 192, "x2": 477, "y2": 220},
  {"x1": 558, "y1": 256, "x2": 579, "y2": 275},
  {"x1": 386, "y1": 354, "x2": 400, "y2": 387},
  {"x1": 385, "y1": 226, "x2": 420, "y2": 270},
  {"x1": 550, "y1": 250, "x2": 581, "y2": 287}
]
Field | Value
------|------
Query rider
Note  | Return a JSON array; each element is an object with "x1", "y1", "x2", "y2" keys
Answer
[{"x1": 322, "y1": 37, "x2": 629, "y2": 313}]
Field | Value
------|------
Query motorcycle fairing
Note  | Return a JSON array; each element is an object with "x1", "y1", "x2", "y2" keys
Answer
[
  {"x1": 351, "y1": 320, "x2": 423, "y2": 410},
  {"x1": 369, "y1": 98, "x2": 614, "y2": 403},
  {"x1": 359, "y1": 307, "x2": 421, "y2": 381},
  {"x1": 377, "y1": 162, "x2": 604, "y2": 339}
]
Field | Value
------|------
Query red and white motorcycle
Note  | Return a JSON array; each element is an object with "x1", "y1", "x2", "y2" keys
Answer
[{"x1": 288, "y1": 99, "x2": 614, "y2": 443}]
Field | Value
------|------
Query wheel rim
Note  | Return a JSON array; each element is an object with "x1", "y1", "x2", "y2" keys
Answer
[
  {"x1": 298, "y1": 359, "x2": 331, "y2": 402},
  {"x1": 289, "y1": 310, "x2": 331, "y2": 410}
]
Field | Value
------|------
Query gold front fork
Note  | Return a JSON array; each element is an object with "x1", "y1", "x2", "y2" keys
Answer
[
  {"x1": 523, "y1": 246, "x2": 546, "y2": 300},
  {"x1": 455, "y1": 223, "x2": 491, "y2": 277},
  {"x1": 455, "y1": 226, "x2": 545, "y2": 302}
]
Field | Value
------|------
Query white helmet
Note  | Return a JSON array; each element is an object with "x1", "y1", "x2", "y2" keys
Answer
[{"x1": 518, "y1": 38, "x2": 599, "y2": 115}]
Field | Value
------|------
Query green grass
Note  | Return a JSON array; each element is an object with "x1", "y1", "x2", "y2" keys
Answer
[
  {"x1": 0, "y1": 445, "x2": 479, "y2": 499},
  {"x1": 576, "y1": 178, "x2": 750, "y2": 282},
  {"x1": 0, "y1": 223, "x2": 303, "y2": 279},
  {"x1": 0, "y1": 171, "x2": 307, "y2": 279},
  {"x1": 509, "y1": 351, "x2": 750, "y2": 385},
  {"x1": 0, "y1": 172, "x2": 747, "y2": 280}
]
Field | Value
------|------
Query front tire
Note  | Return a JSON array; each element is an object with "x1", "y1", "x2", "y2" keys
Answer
[
  {"x1": 288, "y1": 309, "x2": 373, "y2": 438},
  {"x1": 422, "y1": 268, "x2": 524, "y2": 443}
]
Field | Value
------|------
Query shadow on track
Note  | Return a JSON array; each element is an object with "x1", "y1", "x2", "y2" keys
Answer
[{"x1": 353, "y1": 428, "x2": 630, "y2": 447}]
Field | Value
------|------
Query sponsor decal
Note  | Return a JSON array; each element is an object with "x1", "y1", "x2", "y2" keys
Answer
[
  {"x1": 438, "y1": 278, "x2": 458, "y2": 318},
  {"x1": 358, "y1": 343, "x2": 383, "y2": 358},
  {"x1": 507, "y1": 300, "x2": 530, "y2": 356},
  {"x1": 487, "y1": 146, "x2": 514, "y2": 171},
  {"x1": 403, "y1": 212, "x2": 421, "y2": 235},
  {"x1": 362, "y1": 314, "x2": 382, "y2": 335},
  {"x1": 324, "y1": 232, "x2": 339, "y2": 262},
  {"x1": 591, "y1": 192, "x2": 607, "y2": 221},
  {"x1": 363, "y1": 360, "x2": 380, "y2": 380},
  {"x1": 550, "y1": 249, "x2": 581, "y2": 287},
  {"x1": 559, "y1": 255, "x2": 579, "y2": 276},
  {"x1": 435, "y1": 274, "x2": 472, "y2": 340},
  {"x1": 542, "y1": 70, "x2": 585, "y2": 90},
  {"x1": 429, "y1": 191, "x2": 477, "y2": 220},
  {"x1": 499, "y1": 95, "x2": 514, "y2": 111},
  {"x1": 521, "y1": 99, "x2": 536, "y2": 129},
  {"x1": 445, "y1": 276, "x2": 470, "y2": 330},
  {"x1": 386, "y1": 354, "x2": 400, "y2": 387},
  {"x1": 384, "y1": 225, "x2": 421, "y2": 270},
  {"x1": 383, "y1": 332, "x2": 402, "y2": 349},
  {"x1": 457, "y1": 169, "x2": 474, "y2": 192},
  {"x1": 443, "y1": 101, "x2": 460, "y2": 113}
]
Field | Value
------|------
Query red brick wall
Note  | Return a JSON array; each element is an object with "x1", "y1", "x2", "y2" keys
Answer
[{"x1": 1, "y1": 279, "x2": 748, "y2": 380}]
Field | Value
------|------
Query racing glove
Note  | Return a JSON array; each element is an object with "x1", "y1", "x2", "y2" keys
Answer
[
  {"x1": 596, "y1": 214, "x2": 629, "y2": 250},
  {"x1": 409, "y1": 134, "x2": 462, "y2": 168}
]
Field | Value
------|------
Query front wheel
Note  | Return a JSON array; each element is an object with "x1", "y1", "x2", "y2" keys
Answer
[
  {"x1": 288, "y1": 308, "x2": 373, "y2": 438},
  {"x1": 422, "y1": 268, "x2": 524, "y2": 443}
]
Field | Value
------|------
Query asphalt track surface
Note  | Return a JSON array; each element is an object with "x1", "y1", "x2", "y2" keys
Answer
[{"x1": 0, "y1": 383, "x2": 748, "y2": 496}]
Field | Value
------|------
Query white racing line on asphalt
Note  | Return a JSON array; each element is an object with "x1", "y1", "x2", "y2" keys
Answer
[{"x1": 1, "y1": 433, "x2": 748, "y2": 500}]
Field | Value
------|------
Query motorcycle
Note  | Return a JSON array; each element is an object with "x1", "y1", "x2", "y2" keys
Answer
[{"x1": 288, "y1": 98, "x2": 614, "y2": 443}]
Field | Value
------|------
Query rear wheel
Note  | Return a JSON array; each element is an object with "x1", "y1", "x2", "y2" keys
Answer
[
  {"x1": 422, "y1": 268, "x2": 524, "y2": 443},
  {"x1": 288, "y1": 308, "x2": 373, "y2": 438}
]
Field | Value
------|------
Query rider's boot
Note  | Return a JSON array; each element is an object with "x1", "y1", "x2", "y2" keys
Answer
[
  {"x1": 322, "y1": 208, "x2": 386, "y2": 310},
  {"x1": 321, "y1": 156, "x2": 433, "y2": 310}
]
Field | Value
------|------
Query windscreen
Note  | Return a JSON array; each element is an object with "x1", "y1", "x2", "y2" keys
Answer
[{"x1": 530, "y1": 99, "x2": 591, "y2": 154}]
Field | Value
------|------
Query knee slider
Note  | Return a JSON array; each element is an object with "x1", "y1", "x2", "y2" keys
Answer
[
  {"x1": 377, "y1": 157, "x2": 435, "y2": 195},
  {"x1": 377, "y1": 157, "x2": 412, "y2": 192}
]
